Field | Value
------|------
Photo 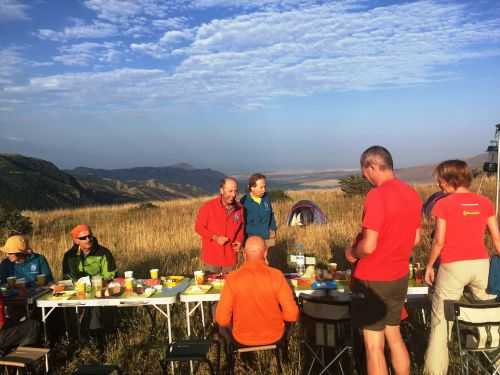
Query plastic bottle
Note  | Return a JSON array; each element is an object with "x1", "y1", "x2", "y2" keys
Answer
[{"x1": 296, "y1": 244, "x2": 305, "y2": 275}]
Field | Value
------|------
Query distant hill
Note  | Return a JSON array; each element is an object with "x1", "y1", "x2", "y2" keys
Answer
[
  {"x1": 256, "y1": 154, "x2": 489, "y2": 189},
  {"x1": 68, "y1": 165, "x2": 224, "y2": 193},
  {"x1": 77, "y1": 175, "x2": 205, "y2": 203},
  {"x1": 396, "y1": 153, "x2": 488, "y2": 183},
  {"x1": 0, "y1": 154, "x2": 225, "y2": 210},
  {"x1": 0, "y1": 154, "x2": 95, "y2": 210}
]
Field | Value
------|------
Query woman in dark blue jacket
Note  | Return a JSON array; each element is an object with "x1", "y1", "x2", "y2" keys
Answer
[{"x1": 240, "y1": 173, "x2": 277, "y2": 244}]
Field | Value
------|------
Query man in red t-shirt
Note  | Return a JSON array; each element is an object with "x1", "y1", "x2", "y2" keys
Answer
[
  {"x1": 195, "y1": 177, "x2": 244, "y2": 273},
  {"x1": 345, "y1": 145, "x2": 422, "y2": 375}
]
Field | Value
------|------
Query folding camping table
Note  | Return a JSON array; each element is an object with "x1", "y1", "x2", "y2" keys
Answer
[
  {"x1": 179, "y1": 278, "x2": 428, "y2": 337},
  {"x1": 36, "y1": 279, "x2": 190, "y2": 344}
]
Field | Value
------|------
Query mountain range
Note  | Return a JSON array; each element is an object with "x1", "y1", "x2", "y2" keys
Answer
[
  {"x1": 0, "y1": 154, "x2": 224, "y2": 210},
  {"x1": 0, "y1": 152, "x2": 490, "y2": 211}
]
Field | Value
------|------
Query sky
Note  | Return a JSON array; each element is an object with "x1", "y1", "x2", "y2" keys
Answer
[{"x1": 1, "y1": 0, "x2": 500, "y2": 173}]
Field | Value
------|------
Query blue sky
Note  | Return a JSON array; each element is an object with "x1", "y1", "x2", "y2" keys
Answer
[{"x1": 1, "y1": 0, "x2": 500, "y2": 172}]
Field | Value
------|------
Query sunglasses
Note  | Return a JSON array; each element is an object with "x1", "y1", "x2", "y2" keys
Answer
[{"x1": 78, "y1": 235, "x2": 92, "y2": 241}]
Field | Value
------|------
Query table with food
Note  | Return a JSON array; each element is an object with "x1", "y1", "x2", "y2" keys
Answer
[
  {"x1": 180, "y1": 263, "x2": 429, "y2": 337},
  {"x1": 36, "y1": 271, "x2": 190, "y2": 343}
]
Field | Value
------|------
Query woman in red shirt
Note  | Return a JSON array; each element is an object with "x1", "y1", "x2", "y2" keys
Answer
[{"x1": 423, "y1": 160, "x2": 500, "y2": 375}]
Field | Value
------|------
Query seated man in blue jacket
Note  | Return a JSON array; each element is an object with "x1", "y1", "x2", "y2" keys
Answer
[{"x1": 0, "y1": 235, "x2": 54, "y2": 287}]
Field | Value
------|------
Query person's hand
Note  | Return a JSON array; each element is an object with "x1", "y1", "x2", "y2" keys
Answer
[
  {"x1": 269, "y1": 230, "x2": 276, "y2": 239},
  {"x1": 345, "y1": 245, "x2": 357, "y2": 264},
  {"x1": 424, "y1": 265, "x2": 435, "y2": 286},
  {"x1": 213, "y1": 235, "x2": 229, "y2": 246},
  {"x1": 231, "y1": 241, "x2": 241, "y2": 252}
]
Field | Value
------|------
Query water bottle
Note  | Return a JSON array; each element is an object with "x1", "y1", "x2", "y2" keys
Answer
[{"x1": 296, "y1": 244, "x2": 305, "y2": 275}]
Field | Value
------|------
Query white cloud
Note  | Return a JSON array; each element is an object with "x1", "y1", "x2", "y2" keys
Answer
[
  {"x1": 6, "y1": 1, "x2": 500, "y2": 111},
  {"x1": 3, "y1": 135, "x2": 25, "y2": 141},
  {"x1": 0, "y1": 48, "x2": 24, "y2": 85},
  {"x1": 0, "y1": 0, "x2": 29, "y2": 21},
  {"x1": 160, "y1": 29, "x2": 193, "y2": 44},
  {"x1": 30, "y1": 61, "x2": 54, "y2": 67},
  {"x1": 152, "y1": 16, "x2": 189, "y2": 30},
  {"x1": 84, "y1": 0, "x2": 177, "y2": 24},
  {"x1": 36, "y1": 20, "x2": 119, "y2": 41},
  {"x1": 53, "y1": 42, "x2": 124, "y2": 66},
  {"x1": 130, "y1": 29, "x2": 194, "y2": 57}
]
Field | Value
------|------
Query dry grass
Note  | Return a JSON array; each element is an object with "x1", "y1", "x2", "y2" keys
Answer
[{"x1": 21, "y1": 175, "x2": 498, "y2": 374}]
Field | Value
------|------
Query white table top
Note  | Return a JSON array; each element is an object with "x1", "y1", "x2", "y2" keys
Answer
[
  {"x1": 179, "y1": 279, "x2": 428, "y2": 303},
  {"x1": 36, "y1": 279, "x2": 190, "y2": 308}
]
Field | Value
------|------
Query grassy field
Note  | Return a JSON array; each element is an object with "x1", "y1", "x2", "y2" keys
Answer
[{"x1": 22, "y1": 175, "x2": 498, "y2": 374}]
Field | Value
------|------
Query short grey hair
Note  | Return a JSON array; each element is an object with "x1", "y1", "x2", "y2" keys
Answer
[{"x1": 360, "y1": 145, "x2": 394, "y2": 171}]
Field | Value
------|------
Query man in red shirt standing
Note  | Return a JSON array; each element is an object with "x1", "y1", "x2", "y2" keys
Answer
[
  {"x1": 345, "y1": 145, "x2": 422, "y2": 375},
  {"x1": 195, "y1": 177, "x2": 244, "y2": 273}
]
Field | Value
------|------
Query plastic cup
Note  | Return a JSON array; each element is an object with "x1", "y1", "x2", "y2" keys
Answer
[
  {"x1": 125, "y1": 278, "x2": 134, "y2": 292},
  {"x1": 124, "y1": 271, "x2": 133, "y2": 279},
  {"x1": 194, "y1": 270, "x2": 205, "y2": 285},
  {"x1": 36, "y1": 274, "x2": 46, "y2": 286},
  {"x1": 345, "y1": 269, "x2": 352, "y2": 282},
  {"x1": 415, "y1": 267, "x2": 424, "y2": 284},
  {"x1": 76, "y1": 282, "x2": 86, "y2": 296},
  {"x1": 91, "y1": 275, "x2": 103, "y2": 290},
  {"x1": 150, "y1": 269, "x2": 159, "y2": 280},
  {"x1": 135, "y1": 283, "x2": 144, "y2": 295},
  {"x1": 7, "y1": 277, "x2": 16, "y2": 288}
]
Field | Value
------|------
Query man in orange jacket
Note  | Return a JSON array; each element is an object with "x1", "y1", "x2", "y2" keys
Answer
[
  {"x1": 195, "y1": 177, "x2": 244, "y2": 273},
  {"x1": 215, "y1": 236, "x2": 299, "y2": 347}
]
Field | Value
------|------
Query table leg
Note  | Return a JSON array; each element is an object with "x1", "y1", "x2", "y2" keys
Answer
[
  {"x1": 167, "y1": 305, "x2": 172, "y2": 344},
  {"x1": 185, "y1": 302, "x2": 191, "y2": 337},
  {"x1": 146, "y1": 306, "x2": 156, "y2": 338},
  {"x1": 201, "y1": 302, "x2": 206, "y2": 336},
  {"x1": 151, "y1": 304, "x2": 172, "y2": 344},
  {"x1": 41, "y1": 306, "x2": 56, "y2": 345}
]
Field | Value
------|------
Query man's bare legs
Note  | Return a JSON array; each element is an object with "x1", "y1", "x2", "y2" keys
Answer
[
  {"x1": 363, "y1": 325, "x2": 410, "y2": 375},
  {"x1": 363, "y1": 329, "x2": 388, "y2": 375},
  {"x1": 385, "y1": 325, "x2": 410, "y2": 375}
]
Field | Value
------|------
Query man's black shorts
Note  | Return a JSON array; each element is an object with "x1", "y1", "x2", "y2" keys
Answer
[{"x1": 351, "y1": 274, "x2": 408, "y2": 331}]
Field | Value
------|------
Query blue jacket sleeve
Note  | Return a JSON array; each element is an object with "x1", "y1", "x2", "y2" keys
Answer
[
  {"x1": 39, "y1": 255, "x2": 54, "y2": 283},
  {"x1": 0, "y1": 260, "x2": 10, "y2": 284}
]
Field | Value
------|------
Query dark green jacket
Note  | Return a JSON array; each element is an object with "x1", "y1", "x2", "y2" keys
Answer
[{"x1": 62, "y1": 240, "x2": 117, "y2": 281}]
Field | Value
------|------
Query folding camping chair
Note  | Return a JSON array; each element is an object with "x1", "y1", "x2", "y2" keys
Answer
[
  {"x1": 444, "y1": 299, "x2": 500, "y2": 375},
  {"x1": 299, "y1": 294, "x2": 357, "y2": 375}
]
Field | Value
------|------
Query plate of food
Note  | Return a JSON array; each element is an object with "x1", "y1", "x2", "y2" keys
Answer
[
  {"x1": 163, "y1": 275, "x2": 185, "y2": 287},
  {"x1": 51, "y1": 290, "x2": 77, "y2": 300},
  {"x1": 184, "y1": 284, "x2": 212, "y2": 294},
  {"x1": 210, "y1": 279, "x2": 225, "y2": 289}
]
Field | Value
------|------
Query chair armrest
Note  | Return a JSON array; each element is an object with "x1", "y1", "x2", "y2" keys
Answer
[{"x1": 444, "y1": 299, "x2": 459, "y2": 321}]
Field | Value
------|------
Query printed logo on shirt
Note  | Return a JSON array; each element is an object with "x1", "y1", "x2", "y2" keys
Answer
[
  {"x1": 463, "y1": 210, "x2": 480, "y2": 216},
  {"x1": 30, "y1": 264, "x2": 37, "y2": 272},
  {"x1": 233, "y1": 213, "x2": 240, "y2": 223}
]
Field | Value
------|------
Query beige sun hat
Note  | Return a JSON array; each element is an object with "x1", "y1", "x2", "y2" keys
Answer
[{"x1": 1, "y1": 235, "x2": 29, "y2": 254}]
